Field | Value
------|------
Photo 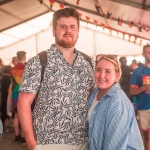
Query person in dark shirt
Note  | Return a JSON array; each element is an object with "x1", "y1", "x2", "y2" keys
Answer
[
  {"x1": 0, "y1": 65, "x2": 12, "y2": 131},
  {"x1": 119, "y1": 57, "x2": 133, "y2": 102},
  {"x1": 0, "y1": 58, "x2": 4, "y2": 110}
]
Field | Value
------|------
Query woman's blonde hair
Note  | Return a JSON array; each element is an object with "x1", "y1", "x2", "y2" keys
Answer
[{"x1": 96, "y1": 56, "x2": 122, "y2": 81}]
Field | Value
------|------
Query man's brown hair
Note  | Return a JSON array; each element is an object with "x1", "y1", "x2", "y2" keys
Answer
[
  {"x1": 143, "y1": 45, "x2": 150, "y2": 53},
  {"x1": 52, "y1": 7, "x2": 80, "y2": 29},
  {"x1": 17, "y1": 51, "x2": 26, "y2": 61}
]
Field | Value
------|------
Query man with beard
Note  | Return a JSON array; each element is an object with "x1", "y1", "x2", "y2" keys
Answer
[
  {"x1": 130, "y1": 45, "x2": 150, "y2": 150},
  {"x1": 18, "y1": 8, "x2": 94, "y2": 150}
]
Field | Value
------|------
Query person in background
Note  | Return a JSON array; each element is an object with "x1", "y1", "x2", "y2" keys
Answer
[
  {"x1": 88, "y1": 54, "x2": 144, "y2": 150},
  {"x1": 11, "y1": 56, "x2": 18, "y2": 93},
  {"x1": 0, "y1": 65, "x2": 12, "y2": 132},
  {"x1": 12, "y1": 56, "x2": 18, "y2": 67},
  {"x1": 6, "y1": 56, "x2": 18, "y2": 119},
  {"x1": 0, "y1": 58, "x2": 4, "y2": 110},
  {"x1": 119, "y1": 57, "x2": 133, "y2": 102},
  {"x1": 11, "y1": 51, "x2": 26, "y2": 144},
  {"x1": 129, "y1": 59, "x2": 138, "y2": 71},
  {"x1": 130, "y1": 45, "x2": 150, "y2": 150},
  {"x1": 18, "y1": 7, "x2": 94, "y2": 150},
  {"x1": 138, "y1": 62, "x2": 144, "y2": 67}
]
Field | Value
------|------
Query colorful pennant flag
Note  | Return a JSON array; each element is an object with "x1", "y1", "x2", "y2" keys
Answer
[
  {"x1": 59, "y1": 3, "x2": 64, "y2": 9},
  {"x1": 101, "y1": 23, "x2": 106, "y2": 30},
  {"x1": 134, "y1": 37, "x2": 137, "y2": 43},
  {"x1": 95, "y1": 5, "x2": 103, "y2": 15},
  {"x1": 49, "y1": 0, "x2": 55, "y2": 9},
  {"x1": 122, "y1": 33, "x2": 125, "y2": 39},
  {"x1": 107, "y1": 12, "x2": 112, "y2": 20},
  {"x1": 118, "y1": 17, "x2": 122, "y2": 26},
  {"x1": 79, "y1": 13, "x2": 82, "y2": 19},
  {"x1": 86, "y1": 16, "x2": 90, "y2": 23},
  {"x1": 129, "y1": 21, "x2": 133, "y2": 28},
  {"x1": 108, "y1": 27, "x2": 112, "y2": 33},
  {"x1": 116, "y1": 30, "x2": 119, "y2": 35},
  {"x1": 143, "y1": 27, "x2": 149, "y2": 32},
  {"x1": 76, "y1": 0, "x2": 80, "y2": 5},
  {"x1": 137, "y1": 24, "x2": 142, "y2": 32},
  {"x1": 94, "y1": 20, "x2": 98, "y2": 26},
  {"x1": 128, "y1": 35, "x2": 131, "y2": 42}
]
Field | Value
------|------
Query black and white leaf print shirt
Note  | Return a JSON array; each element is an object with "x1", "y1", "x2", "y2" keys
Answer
[{"x1": 19, "y1": 44, "x2": 94, "y2": 144}]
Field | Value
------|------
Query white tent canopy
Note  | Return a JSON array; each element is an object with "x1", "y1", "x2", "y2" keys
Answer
[{"x1": 0, "y1": 0, "x2": 149, "y2": 64}]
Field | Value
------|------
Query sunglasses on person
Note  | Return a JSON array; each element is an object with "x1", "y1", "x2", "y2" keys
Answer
[{"x1": 96, "y1": 54, "x2": 117, "y2": 63}]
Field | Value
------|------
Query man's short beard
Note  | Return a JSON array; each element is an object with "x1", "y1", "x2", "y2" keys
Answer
[{"x1": 56, "y1": 39, "x2": 77, "y2": 48}]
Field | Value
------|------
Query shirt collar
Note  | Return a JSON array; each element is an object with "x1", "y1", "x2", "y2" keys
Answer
[
  {"x1": 95, "y1": 82, "x2": 121, "y2": 98},
  {"x1": 49, "y1": 44, "x2": 79, "y2": 55},
  {"x1": 104, "y1": 82, "x2": 121, "y2": 97}
]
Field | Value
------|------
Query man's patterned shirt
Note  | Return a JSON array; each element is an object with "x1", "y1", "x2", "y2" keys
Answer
[{"x1": 19, "y1": 45, "x2": 94, "y2": 144}]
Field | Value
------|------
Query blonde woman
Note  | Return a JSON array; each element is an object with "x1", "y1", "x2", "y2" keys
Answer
[{"x1": 88, "y1": 55, "x2": 144, "y2": 150}]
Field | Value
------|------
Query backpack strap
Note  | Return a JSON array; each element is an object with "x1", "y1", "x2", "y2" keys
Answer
[
  {"x1": 31, "y1": 51, "x2": 47, "y2": 111},
  {"x1": 77, "y1": 51, "x2": 93, "y2": 68},
  {"x1": 38, "y1": 51, "x2": 47, "y2": 83}
]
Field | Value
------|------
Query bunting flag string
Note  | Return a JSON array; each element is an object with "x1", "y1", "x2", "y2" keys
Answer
[
  {"x1": 95, "y1": 5, "x2": 103, "y2": 15},
  {"x1": 118, "y1": 17, "x2": 123, "y2": 26},
  {"x1": 129, "y1": 21, "x2": 133, "y2": 28},
  {"x1": 49, "y1": 0, "x2": 55, "y2": 9},
  {"x1": 107, "y1": 12, "x2": 112, "y2": 20},
  {"x1": 38, "y1": 0, "x2": 149, "y2": 44}
]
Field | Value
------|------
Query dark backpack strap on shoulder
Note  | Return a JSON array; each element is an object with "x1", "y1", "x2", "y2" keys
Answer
[
  {"x1": 78, "y1": 51, "x2": 93, "y2": 68},
  {"x1": 31, "y1": 51, "x2": 47, "y2": 111},
  {"x1": 38, "y1": 51, "x2": 47, "y2": 83}
]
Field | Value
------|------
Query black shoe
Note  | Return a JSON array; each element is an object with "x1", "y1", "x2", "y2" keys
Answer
[
  {"x1": 14, "y1": 135, "x2": 21, "y2": 143},
  {"x1": 20, "y1": 137, "x2": 26, "y2": 145}
]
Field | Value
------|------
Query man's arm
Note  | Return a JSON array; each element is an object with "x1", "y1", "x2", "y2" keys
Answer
[
  {"x1": 130, "y1": 84, "x2": 150, "y2": 95},
  {"x1": 18, "y1": 92, "x2": 36, "y2": 150}
]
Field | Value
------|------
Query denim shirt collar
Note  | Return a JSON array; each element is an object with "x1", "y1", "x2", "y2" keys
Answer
[
  {"x1": 105, "y1": 82, "x2": 121, "y2": 96},
  {"x1": 89, "y1": 82, "x2": 121, "y2": 108}
]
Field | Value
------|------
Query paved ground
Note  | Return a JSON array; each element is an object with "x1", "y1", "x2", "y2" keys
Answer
[{"x1": 0, "y1": 119, "x2": 28, "y2": 150}]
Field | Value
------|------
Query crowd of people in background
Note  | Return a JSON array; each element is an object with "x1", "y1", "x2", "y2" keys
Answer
[
  {"x1": 0, "y1": 51, "x2": 27, "y2": 145},
  {"x1": 0, "y1": 7, "x2": 149, "y2": 150}
]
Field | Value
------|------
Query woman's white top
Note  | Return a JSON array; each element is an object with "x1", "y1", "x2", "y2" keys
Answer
[{"x1": 87, "y1": 92, "x2": 99, "y2": 122}]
